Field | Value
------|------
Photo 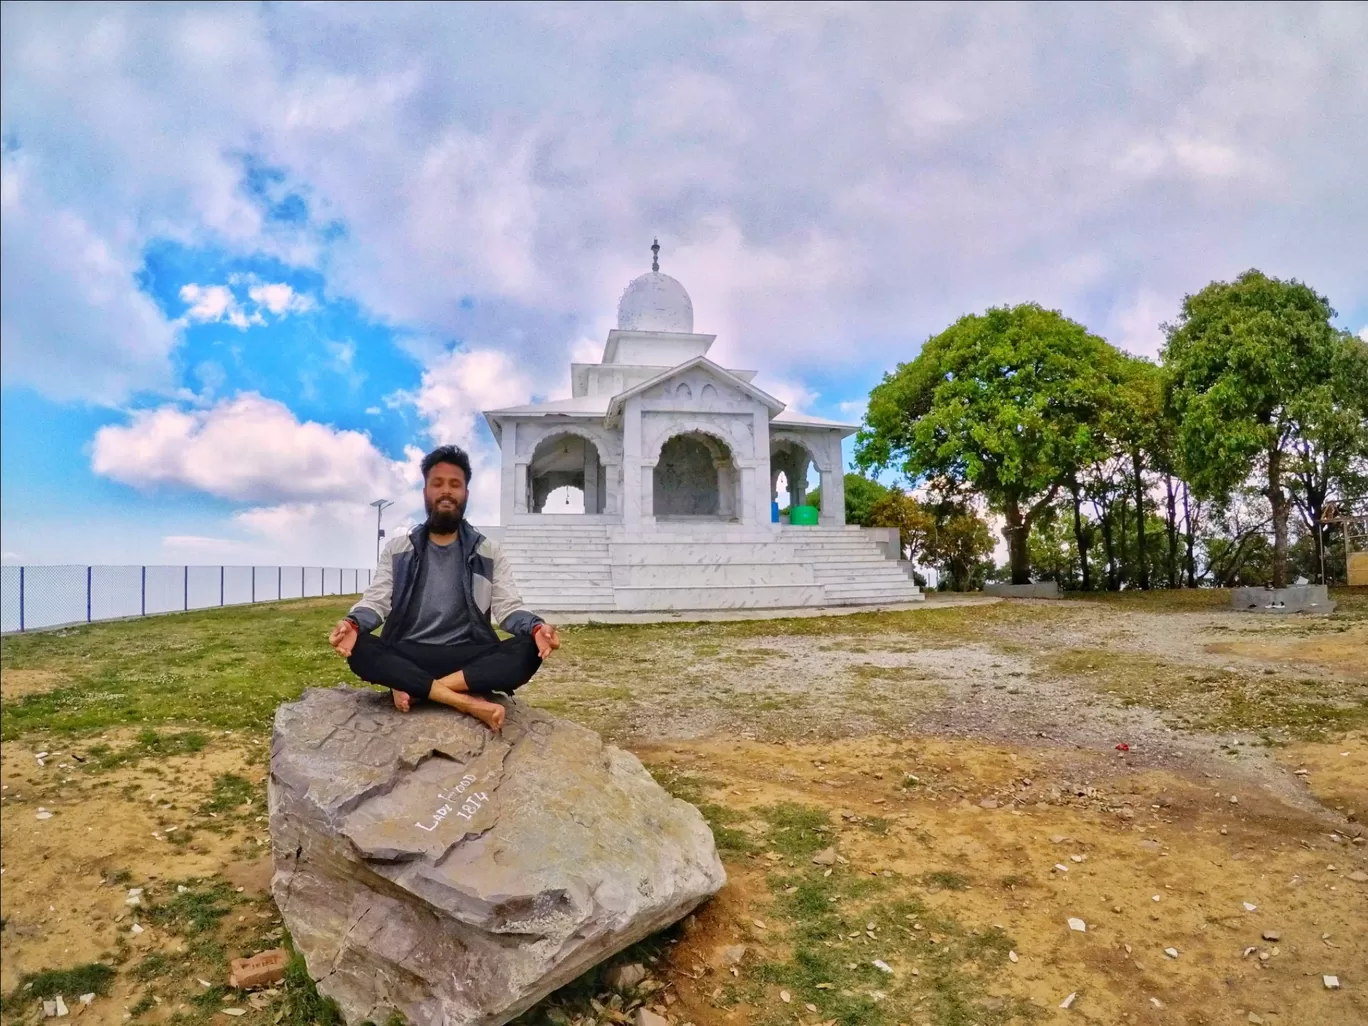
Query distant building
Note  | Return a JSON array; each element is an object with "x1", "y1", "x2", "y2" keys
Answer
[
  {"x1": 481, "y1": 242, "x2": 921, "y2": 612},
  {"x1": 484, "y1": 240, "x2": 852, "y2": 528}
]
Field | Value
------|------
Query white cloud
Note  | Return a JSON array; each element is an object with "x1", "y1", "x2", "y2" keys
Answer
[
  {"x1": 1359, "y1": 326, "x2": 1367, "y2": 342},
  {"x1": 409, "y1": 347, "x2": 535, "y2": 524},
  {"x1": 180, "y1": 283, "x2": 258, "y2": 329},
  {"x1": 0, "y1": 154, "x2": 180, "y2": 402},
  {"x1": 837, "y1": 399, "x2": 868, "y2": 424},
  {"x1": 178, "y1": 281, "x2": 314, "y2": 329},
  {"x1": 91, "y1": 393, "x2": 420, "y2": 504},
  {"x1": 1111, "y1": 288, "x2": 1174, "y2": 360},
  {"x1": 756, "y1": 375, "x2": 819, "y2": 414},
  {"x1": 248, "y1": 282, "x2": 314, "y2": 315},
  {"x1": 231, "y1": 499, "x2": 419, "y2": 567},
  {"x1": 4, "y1": 2, "x2": 1365, "y2": 400}
]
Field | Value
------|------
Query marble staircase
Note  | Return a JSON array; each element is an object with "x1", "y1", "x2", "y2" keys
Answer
[{"x1": 495, "y1": 522, "x2": 922, "y2": 613}]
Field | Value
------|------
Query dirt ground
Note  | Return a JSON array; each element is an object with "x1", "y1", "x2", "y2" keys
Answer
[{"x1": 1, "y1": 595, "x2": 1365, "y2": 1026}]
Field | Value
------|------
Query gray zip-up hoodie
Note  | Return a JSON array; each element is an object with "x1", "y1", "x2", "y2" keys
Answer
[{"x1": 346, "y1": 521, "x2": 543, "y2": 643}]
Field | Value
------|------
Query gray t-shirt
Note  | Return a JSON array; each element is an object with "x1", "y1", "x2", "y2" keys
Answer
[{"x1": 404, "y1": 538, "x2": 475, "y2": 645}]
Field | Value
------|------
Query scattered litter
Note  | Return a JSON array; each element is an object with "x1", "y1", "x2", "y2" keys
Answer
[
  {"x1": 1152, "y1": 894, "x2": 1161, "y2": 902},
  {"x1": 1067, "y1": 918, "x2": 1087, "y2": 933},
  {"x1": 1059, "y1": 991, "x2": 1077, "y2": 1009},
  {"x1": 1243, "y1": 902, "x2": 1257, "y2": 912},
  {"x1": 872, "y1": 960, "x2": 893, "y2": 974},
  {"x1": 1070, "y1": 855, "x2": 1085, "y2": 863},
  {"x1": 1115, "y1": 743, "x2": 1129, "y2": 752},
  {"x1": 1324, "y1": 975, "x2": 1341, "y2": 990},
  {"x1": 1055, "y1": 863, "x2": 1070, "y2": 873},
  {"x1": 129, "y1": 923, "x2": 144, "y2": 935},
  {"x1": 35, "y1": 810, "x2": 53, "y2": 821},
  {"x1": 125, "y1": 888, "x2": 143, "y2": 906},
  {"x1": 779, "y1": 990, "x2": 791, "y2": 1003},
  {"x1": 1008, "y1": 950, "x2": 1019, "y2": 963},
  {"x1": 1150, "y1": 997, "x2": 1164, "y2": 1009},
  {"x1": 220, "y1": 1010, "x2": 247, "y2": 1018},
  {"x1": 1164, "y1": 947, "x2": 1179, "y2": 959},
  {"x1": 78, "y1": 996, "x2": 94, "y2": 1007}
]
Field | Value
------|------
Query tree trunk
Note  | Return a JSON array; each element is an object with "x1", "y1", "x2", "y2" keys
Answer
[
  {"x1": 1003, "y1": 497, "x2": 1030, "y2": 585},
  {"x1": 1070, "y1": 478, "x2": 1090, "y2": 591},
  {"x1": 1183, "y1": 483, "x2": 1197, "y2": 589},
  {"x1": 1268, "y1": 447, "x2": 1288, "y2": 589},
  {"x1": 1097, "y1": 493, "x2": 1118, "y2": 590},
  {"x1": 1164, "y1": 474, "x2": 1179, "y2": 589},
  {"x1": 1132, "y1": 450, "x2": 1150, "y2": 590},
  {"x1": 1118, "y1": 496, "x2": 1128, "y2": 588}
]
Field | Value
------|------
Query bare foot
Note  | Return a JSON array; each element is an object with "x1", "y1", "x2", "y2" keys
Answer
[
  {"x1": 461, "y1": 695, "x2": 505, "y2": 733},
  {"x1": 392, "y1": 689, "x2": 412, "y2": 713}
]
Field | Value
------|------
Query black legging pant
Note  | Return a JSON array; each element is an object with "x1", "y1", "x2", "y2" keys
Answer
[{"x1": 347, "y1": 632, "x2": 542, "y2": 702}]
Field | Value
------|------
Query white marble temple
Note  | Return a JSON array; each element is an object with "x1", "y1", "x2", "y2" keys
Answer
[{"x1": 480, "y1": 242, "x2": 921, "y2": 612}]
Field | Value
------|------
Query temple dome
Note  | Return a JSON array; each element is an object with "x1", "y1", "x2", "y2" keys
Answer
[{"x1": 616, "y1": 271, "x2": 694, "y2": 333}]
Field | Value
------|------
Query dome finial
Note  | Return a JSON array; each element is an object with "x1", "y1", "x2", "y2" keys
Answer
[{"x1": 651, "y1": 237, "x2": 660, "y2": 272}]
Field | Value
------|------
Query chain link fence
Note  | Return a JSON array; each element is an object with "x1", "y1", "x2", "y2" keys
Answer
[{"x1": 0, "y1": 565, "x2": 372, "y2": 633}]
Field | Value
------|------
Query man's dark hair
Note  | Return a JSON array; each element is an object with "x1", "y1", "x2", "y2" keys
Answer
[{"x1": 421, "y1": 445, "x2": 473, "y2": 485}]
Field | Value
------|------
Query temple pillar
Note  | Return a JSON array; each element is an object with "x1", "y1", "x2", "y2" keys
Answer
[{"x1": 584, "y1": 448, "x2": 600, "y2": 514}]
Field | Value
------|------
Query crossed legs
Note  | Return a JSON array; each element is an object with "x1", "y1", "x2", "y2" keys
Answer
[{"x1": 346, "y1": 633, "x2": 543, "y2": 732}]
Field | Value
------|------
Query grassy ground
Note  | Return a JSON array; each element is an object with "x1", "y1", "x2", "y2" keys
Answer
[{"x1": 2, "y1": 589, "x2": 1365, "y2": 1026}]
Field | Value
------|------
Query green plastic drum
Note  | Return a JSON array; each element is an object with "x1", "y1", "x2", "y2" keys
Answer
[{"x1": 790, "y1": 505, "x2": 820, "y2": 526}]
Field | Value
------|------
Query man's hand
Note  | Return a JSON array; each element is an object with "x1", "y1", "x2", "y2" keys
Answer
[
  {"x1": 329, "y1": 618, "x2": 358, "y2": 658},
  {"x1": 532, "y1": 622, "x2": 561, "y2": 659}
]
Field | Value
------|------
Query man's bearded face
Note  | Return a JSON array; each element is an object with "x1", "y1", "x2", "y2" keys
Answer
[{"x1": 423, "y1": 462, "x2": 469, "y2": 533}]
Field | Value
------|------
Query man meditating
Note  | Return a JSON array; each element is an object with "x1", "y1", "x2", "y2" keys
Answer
[{"x1": 328, "y1": 444, "x2": 560, "y2": 732}]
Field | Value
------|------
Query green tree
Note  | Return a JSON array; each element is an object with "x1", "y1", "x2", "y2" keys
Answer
[
  {"x1": 1108, "y1": 357, "x2": 1164, "y2": 590},
  {"x1": 1163, "y1": 270, "x2": 1351, "y2": 588},
  {"x1": 1286, "y1": 330, "x2": 1368, "y2": 581},
  {"x1": 839, "y1": 473, "x2": 895, "y2": 527},
  {"x1": 867, "y1": 486, "x2": 995, "y2": 590},
  {"x1": 857, "y1": 304, "x2": 1115, "y2": 584}
]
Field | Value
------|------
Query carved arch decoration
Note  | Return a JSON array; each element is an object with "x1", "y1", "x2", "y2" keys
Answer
[
  {"x1": 641, "y1": 414, "x2": 754, "y2": 467},
  {"x1": 515, "y1": 421, "x2": 622, "y2": 464},
  {"x1": 769, "y1": 430, "x2": 839, "y2": 474}
]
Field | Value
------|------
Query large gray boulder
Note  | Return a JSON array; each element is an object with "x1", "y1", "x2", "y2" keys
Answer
[{"x1": 269, "y1": 687, "x2": 724, "y2": 1026}]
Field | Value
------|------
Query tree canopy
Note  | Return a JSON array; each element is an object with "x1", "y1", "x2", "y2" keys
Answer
[
  {"x1": 1162, "y1": 270, "x2": 1359, "y2": 587},
  {"x1": 856, "y1": 303, "x2": 1117, "y2": 583}
]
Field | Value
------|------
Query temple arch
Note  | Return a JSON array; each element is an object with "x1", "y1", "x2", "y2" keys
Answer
[
  {"x1": 528, "y1": 431, "x2": 606, "y2": 514},
  {"x1": 770, "y1": 437, "x2": 821, "y2": 513},
  {"x1": 652, "y1": 430, "x2": 738, "y2": 519}
]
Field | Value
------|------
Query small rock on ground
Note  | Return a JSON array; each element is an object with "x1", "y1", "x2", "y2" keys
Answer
[{"x1": 605, "y1": 963, "x2": 648, "y2": 993}]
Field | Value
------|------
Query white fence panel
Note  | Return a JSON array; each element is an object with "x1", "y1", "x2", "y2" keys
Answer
[{"x1": 0, "y1": 564, "x2": 371, "y2": 633}]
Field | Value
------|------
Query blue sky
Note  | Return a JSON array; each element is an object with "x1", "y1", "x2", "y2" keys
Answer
[{"x1": 2, "y1": 3, "x2": 1365, "y2": 567}]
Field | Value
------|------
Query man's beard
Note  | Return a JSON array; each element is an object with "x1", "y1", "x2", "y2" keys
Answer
[{"x1": 425, "y1": 496, "x2": 466, "y2": 534}]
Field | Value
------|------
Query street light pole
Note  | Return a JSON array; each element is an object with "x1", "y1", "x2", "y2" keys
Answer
[{"x1": 369, "y1": 498, "x2": 394, "y2": 564}]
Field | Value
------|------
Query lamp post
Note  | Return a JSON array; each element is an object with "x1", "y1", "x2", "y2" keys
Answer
[{"x1": 369, "y1": 498, "x2": 394, "y2": 564}]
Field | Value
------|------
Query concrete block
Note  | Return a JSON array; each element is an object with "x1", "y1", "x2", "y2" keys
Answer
[
  {"x1": 1230, "y1": 584, "x2": 1336, "y2": 614},
  {"x1": 983, "y1": 582, "x2": 1063, "y2": 599}
]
